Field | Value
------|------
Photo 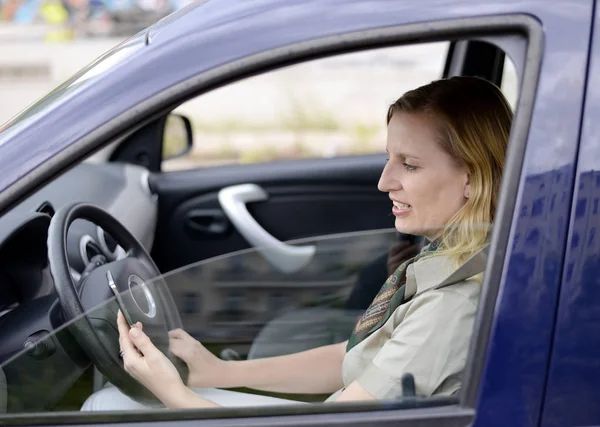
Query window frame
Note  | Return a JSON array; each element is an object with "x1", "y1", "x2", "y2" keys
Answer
[{"x1": 0, "y1": 13, "x2": 542, "y2": 427}]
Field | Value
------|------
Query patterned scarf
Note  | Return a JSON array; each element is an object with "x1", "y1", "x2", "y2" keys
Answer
[{"x1": 346, "y1": 238, "x2": 442, "y2": 352}]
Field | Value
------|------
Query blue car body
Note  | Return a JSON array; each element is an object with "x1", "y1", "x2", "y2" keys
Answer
[{"x1": 0, "y1": 0, "x2": 598, "y2": 426}]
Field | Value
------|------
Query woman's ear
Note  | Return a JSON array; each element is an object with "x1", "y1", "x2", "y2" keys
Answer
[{"x1": 464, "y1": 173, "x2": 471, "y2": 199}]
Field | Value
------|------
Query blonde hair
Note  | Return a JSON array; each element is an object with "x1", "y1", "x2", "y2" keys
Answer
[{"x1": 387, "y1": 76, "x2": 513, "y2": 264}]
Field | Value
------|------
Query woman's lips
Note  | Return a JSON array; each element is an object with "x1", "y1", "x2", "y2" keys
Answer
[{"x1": 392, "y1": 203, "x2": 411, "y2": 217}]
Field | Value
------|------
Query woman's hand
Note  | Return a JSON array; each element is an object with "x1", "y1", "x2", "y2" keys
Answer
[
  {"x1": 168, "y1": 328, "x2": 228, "y2": 388},
  {"x1": 117, "y1": 310, "x2": 194, "y2": 408}
]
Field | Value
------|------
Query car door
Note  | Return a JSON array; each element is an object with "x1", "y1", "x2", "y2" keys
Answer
[{"x1": 539, "y1": 2, "x2": 600, "y2": 426}]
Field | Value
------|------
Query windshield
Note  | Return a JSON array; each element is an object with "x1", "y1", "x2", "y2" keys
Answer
[{"x1": 0, "y1": 33, "x2": 146, "y2": 141}]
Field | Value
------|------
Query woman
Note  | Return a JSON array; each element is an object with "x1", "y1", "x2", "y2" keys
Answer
[{"x1": 98, "y1": 75, "x2": 512, "y2": 409}]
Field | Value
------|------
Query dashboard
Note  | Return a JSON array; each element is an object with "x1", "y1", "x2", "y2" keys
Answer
[{"x1": 0, "y1": 161, "x2": 158, "y2": 364}]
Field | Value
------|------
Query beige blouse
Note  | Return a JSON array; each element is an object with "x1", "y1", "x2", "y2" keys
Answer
[{"x1": 326, "y1": 249, "x2": 487, "y2": 401}]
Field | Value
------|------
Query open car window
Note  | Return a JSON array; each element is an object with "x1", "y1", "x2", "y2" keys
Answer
[{"x1": 161, "y1": 42, "x2": 451, "y2": 171}]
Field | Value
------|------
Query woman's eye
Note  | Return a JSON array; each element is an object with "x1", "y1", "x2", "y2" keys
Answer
[{"x1": 403, "y1": 163, "x2": 417, "y2": 172}]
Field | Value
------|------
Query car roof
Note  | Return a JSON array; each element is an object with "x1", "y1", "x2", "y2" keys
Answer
[{"x1": 144, "y1": 0, "x2": 528, "y2": 47}]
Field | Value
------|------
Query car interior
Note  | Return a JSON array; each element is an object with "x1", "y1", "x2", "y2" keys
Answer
[{"x1": 0, "y1": 37, "x2": 519, "y2": 414}]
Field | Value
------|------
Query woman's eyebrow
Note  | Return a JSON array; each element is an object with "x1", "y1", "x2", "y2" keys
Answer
[{"x1": 391, "y1": 150, "x2": 421, "y2": 160}]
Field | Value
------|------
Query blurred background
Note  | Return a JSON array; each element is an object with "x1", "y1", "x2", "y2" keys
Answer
[
  {"x1": 0, "y1": 0, "x2": 181, "y2": 39},
  {"x1": 0, "y1": 0, "x2": 180, "y2": 127}
]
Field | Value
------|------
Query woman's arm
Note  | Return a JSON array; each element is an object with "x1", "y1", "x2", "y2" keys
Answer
[
  {"x1": 215, "y1": 341, "x2": 347, "y2": 394},
  {"x1": 168, "y1": 327, "x2": 346, "y2": 395},
  {"x1": 161, "y1": 342, "x2": 349, "y2": 409}
]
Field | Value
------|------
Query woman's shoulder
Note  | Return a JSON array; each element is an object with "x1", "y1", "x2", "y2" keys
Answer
[
  {"x1": 397, "y1": 262, "x2": 482, "y2": 324},
  {"x1": 432, "y1": 276, "x2": 481, "y2": 310},
  {"x1": 387, "y1": 263, "x2": 481, "y2": 334},
  {"x1": 407, "y1": 246, "x2": 488, "y2": 298}
]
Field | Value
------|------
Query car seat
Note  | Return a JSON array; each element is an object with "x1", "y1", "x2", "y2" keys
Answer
[{"x1": 245, "y1": 235, "x2": 424, "y2": 360}]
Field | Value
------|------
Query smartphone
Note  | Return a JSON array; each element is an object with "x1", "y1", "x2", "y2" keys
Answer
[{"x1": 107, "y1": 271, "x2": 134, "y2": 327}]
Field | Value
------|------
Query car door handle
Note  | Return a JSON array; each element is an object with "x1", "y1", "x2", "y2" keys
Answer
[
  {"x1": 185, "y1": 209, "x2": 229, "y2": 235},
  {"x1": 218, "y1": 184, "x2": 316, "y2": 274}
]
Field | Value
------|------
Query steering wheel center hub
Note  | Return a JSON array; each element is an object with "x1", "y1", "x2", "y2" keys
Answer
[{"x1": 128, "y1": 274, "x2": 157, "y2": 318}]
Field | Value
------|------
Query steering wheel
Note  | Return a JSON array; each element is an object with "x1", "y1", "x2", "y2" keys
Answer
[{"x1": 47, "y1": 202, "x2": 188, "y2": 406}]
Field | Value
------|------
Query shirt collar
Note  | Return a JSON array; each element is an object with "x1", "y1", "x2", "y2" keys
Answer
[{"x1": 406, "y1": 245, "x2": 489, "y2": 295}]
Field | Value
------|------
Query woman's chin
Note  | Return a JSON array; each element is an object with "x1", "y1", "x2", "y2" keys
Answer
[
  {"x1": 394, "y1": 218, "x2": 417, "y2": 235},
  {"x1": 394, "y1": 219, "x2": 434, "y2": 238}
]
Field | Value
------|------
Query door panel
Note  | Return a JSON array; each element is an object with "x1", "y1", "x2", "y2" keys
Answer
[
  {"x1": 149, "y1": 154, "x2": 391, "y2": 273},
  {"x1": 539, "y1": 3, "x2": 600, "y2": 426}
]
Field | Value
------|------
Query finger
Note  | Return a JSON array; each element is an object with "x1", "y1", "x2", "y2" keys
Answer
[
  {"x1": 129, "y1": 325, "x2": 159, "y2": 358},
  {"x1": 168, "y1": 329, "x2": 182, "y2": 339},
  {"x1": 168, "y1": 328, "x2": 190, "y2": 340},
  {"x1": 169, "y1": 339, "x2": 185, "y2": 358},
  {"x1": 169, "y1": 336, "x2": 190, "y2": 356},
  {"x1": 117, "y1": 309, "x2": 128, "y2": 334},
  {"x1": 117, "y1": 311, "x2": 140, "y2": 361}
]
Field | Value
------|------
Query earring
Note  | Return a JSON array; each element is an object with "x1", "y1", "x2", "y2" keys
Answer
[{"x1": 465, "y1": 188, "x2": 470, "y2": 199}]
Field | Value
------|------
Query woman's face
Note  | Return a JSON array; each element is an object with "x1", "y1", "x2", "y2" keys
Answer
[{"x1": 378, "y1": 112, "x2": 470, "y2": 240}]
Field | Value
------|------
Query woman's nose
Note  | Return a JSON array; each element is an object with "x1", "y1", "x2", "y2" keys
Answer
[{"x1": 378, "y1": 163, "x2": 400, "y2": 193}]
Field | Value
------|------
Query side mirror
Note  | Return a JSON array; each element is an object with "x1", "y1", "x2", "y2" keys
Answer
[{"x1": 162, "y1": 113, "x2": 193, "y2": 161}]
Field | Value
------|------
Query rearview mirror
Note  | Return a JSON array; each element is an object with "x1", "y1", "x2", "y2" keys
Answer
[{"x1": 162, "y1": 114, "x2": 193, "y2": 161}]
